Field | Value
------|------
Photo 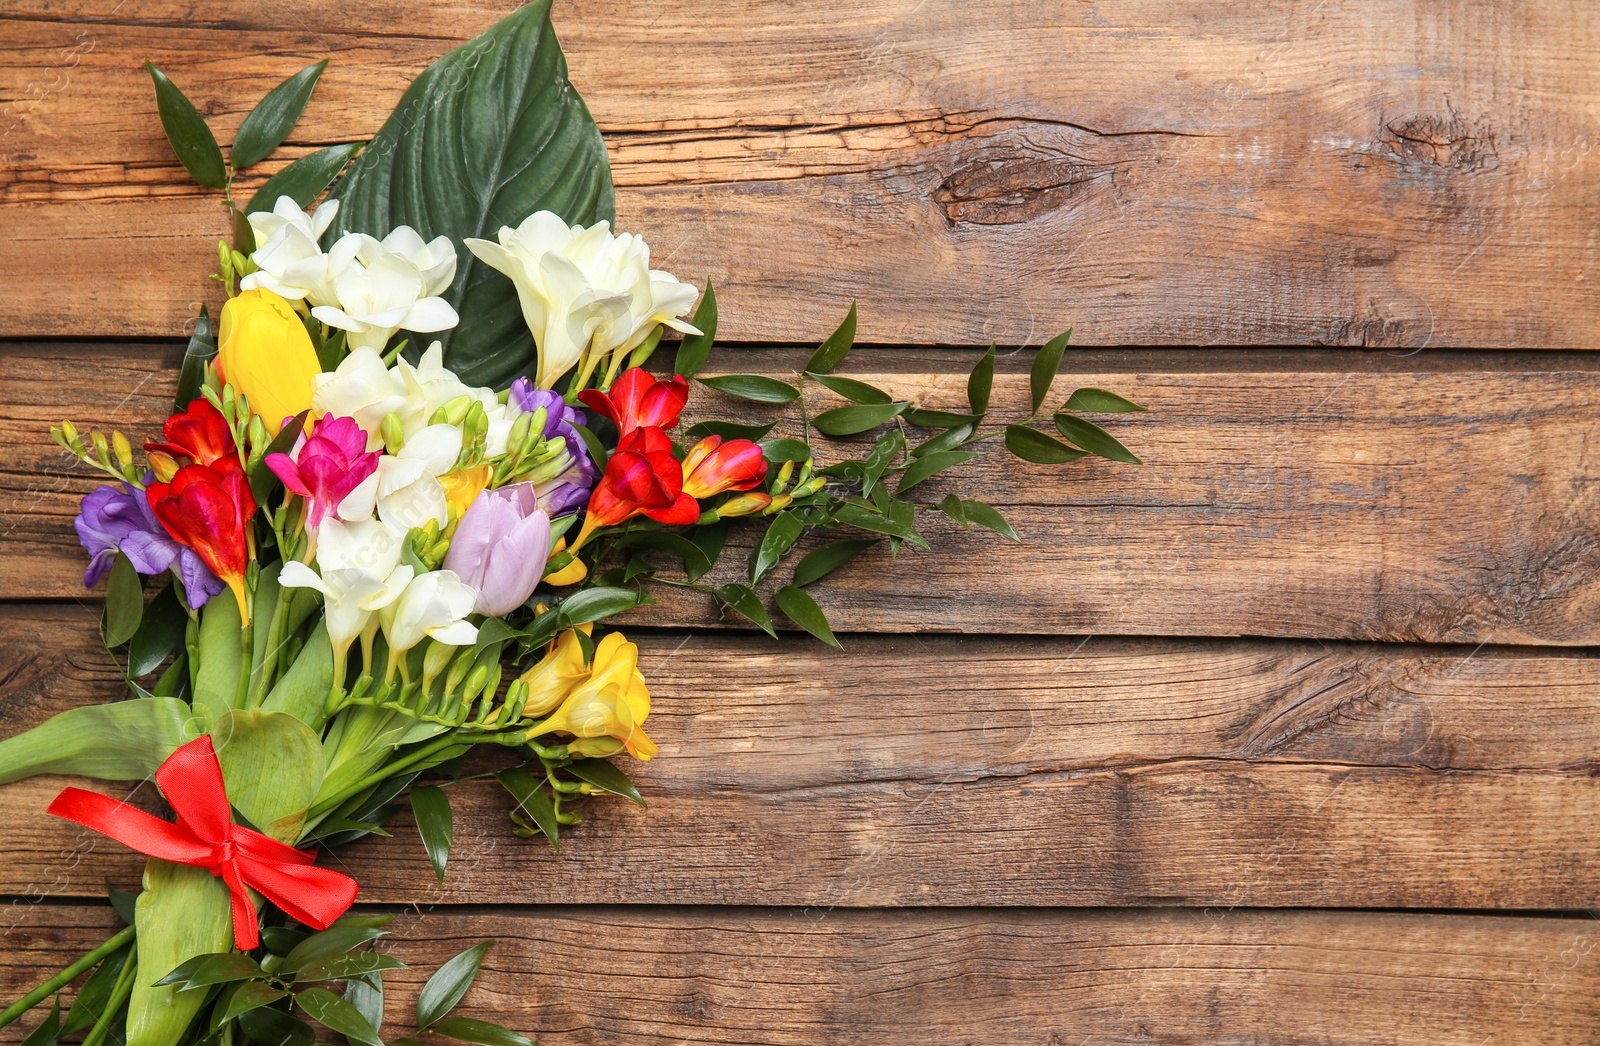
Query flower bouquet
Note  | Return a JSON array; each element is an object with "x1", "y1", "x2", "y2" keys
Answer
[{"x1": 0, "y1": 3, "x2": 1147, "y2": 1044}]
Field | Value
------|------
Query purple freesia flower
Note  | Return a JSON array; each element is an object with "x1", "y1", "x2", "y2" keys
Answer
[
  {"x1": 442, "y1": 482, "x2": 552, "y2": 616},
  {"x1": 75, "y1": 481, "x2": 224, "y2": 609},
  {"x1": 509, "y1": 378, "x2": 598, "y2": 516}
]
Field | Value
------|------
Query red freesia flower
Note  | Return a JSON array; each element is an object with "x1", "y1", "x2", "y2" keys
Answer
[
  {"x1": 680, "y1": 435, "x2": 768, "y2": 499},
  {"x1": 573, "y1": 425, "x2": 699, "y2": 549},
  {"x1": 144, "y1": 399, "x2": 238, "y2": 468},
  {"x1": 579, "y1": 368, "x2": 689, "y2": 439},
  {"x1": 147, "y1": 462, "x2": 257, "y2": 622},
  {"x1": 265, "y1": 415, "x2": 380, "y2": 531}
]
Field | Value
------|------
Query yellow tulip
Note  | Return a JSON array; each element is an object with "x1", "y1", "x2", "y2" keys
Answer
[
  {"x1": 218, "y1": 288, "x2": 320, "y2": 436},
  {"x1": 536, "y1": 632, "x2": 658, "y2": 760}
]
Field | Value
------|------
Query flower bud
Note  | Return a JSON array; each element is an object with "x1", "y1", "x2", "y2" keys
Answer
[
  {"x1": 713, "y1": 492, "x2": 773, "y2": 518},
  {"x1": 762, "y1": 494, "x2": 793, "y2": 515},
  {"x1": 444, "y1": 648, "x2": 475, "y2": 697},
  {"x1": 422, "y1": 639, "x2": 456, "y2": 691},
  {"x1": 380, "y1": 412, "x2": 406, "y2": 455},
  {"x1": 111, "y1": 431, "x2": 134, "y2": 468}
]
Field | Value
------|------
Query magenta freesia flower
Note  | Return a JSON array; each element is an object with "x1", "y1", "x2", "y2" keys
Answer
[
  {"x1": 441, "y1": 482, "x2": 552, "y2": 616},
  {"x1": 75, "y1": 480, "x2": 224, "y2": 609},
  {"x1": 265, "y1": 415, "x2": 381, "y2": 530}
]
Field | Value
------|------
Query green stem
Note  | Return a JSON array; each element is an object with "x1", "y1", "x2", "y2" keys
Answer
[
  {"x1": 0, "y1": 925, "x2": 135, "y2": 1031},
  {"x1": 236, "y1": 616, "x2": 255, "y2": 710},
  {"x1": 79, "y1": 940, "x2": 138, "y2": 1046},
  {"x1": 249, "y1": 587, "x2": 292, "y2": 709},
  {"x1": 306, "y1": 733, "x2": 492, "y2": 821}
]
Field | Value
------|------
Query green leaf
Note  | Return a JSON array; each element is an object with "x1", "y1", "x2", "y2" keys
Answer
[
  {"x1": 968, "y1": 344, "x2": 996, "y2": 414},
  {"x1": 688, "y1": 522, "x2": 729, "y2": 583},
  {"x1": 410, "y1": 784, "x2": 453, "y2": 883},
  {"x1": 805, "y1": 302, "x2": 857, "y2": 374},
  {"x1": 102, "y1": 552, "x2": 143, "y2": 648},
  {"x1": 1030, "y1": 329, "x2": 1073, "y2": 413},
  {"x1": 281, "y1": 922, "x2": 392, "y2": 974},
  {"x1": 1004, "y1": 425, "x2": 1086, "y2": 464},
  {"x1": 432, "y1": 1016, "x2": 534, "y2": 1046},
  {"x1": 861, "y1": 429, "x2": 905, "y2": 498},
  {"x1": 21, "y1": 997, "x2": 60, "y2": 1046},
  {"x1": 417, "y1": 940, "x2": 494, "y2": 1031},
  {"x1": 904, "y1": 408, "x2": 982, "y2": 429},
  {"x1": 774, "y1": 586, "x2": 842, "y2": 649},
  {"x1": 63, "y1": 945, "x2": 131, "y2": 1035},
  {"x1": 175, "y1": 306, "x2": 216, "y2": 411},
  {"x1": 107, "y1": 881, "x2": 139, "y2": 925},
  {"x1": 343, "y1": 974, "x2": 385, "y2": 1040},
  {"x1": 261, "y1": 927, "x2": 310, "y2": 957},
  {"x1": 156, "y1": 952, "x2": 265, "y2": 989},
  {"x1": 613, "y1": 532, "x2": 712, "y2": 578},
  {"x1": 1053, "y1": 414, "x2": 1142, "y2": 464},
  {"x1": 210, "y1": 709, "x2": 325, "y2": 844},
  {"x1": 749, "y1": 511, "x2": 803, "y2": 584},
  {"x1": 811, "y1": 402, "x2": 908, "y2": 437},
  {"x1": 911, "y1": 425, "x2": 975, "y2": 458},
  {"x1": 896, "y1": 450, "x2": 981, "y2": 494},
  {"x1": 759, "y1": 437, "x2": 812, "y2": 463},
  {"x1": 231, "y1": 61, "x2": 327, "y2": 170},
  {"x1": 807, "y1": 372, "x2": 891, "y2": 404},
  {"x1": 564, "y1": 758, "x2": 646, "y2": 806},
  {"x1": 962, "y1": 500, "x2": 1020, "y2": 542},
  {"x1": 297, "y1": 986, "x2": 382, "y2": 1046},
  {"x1": 238, "y1": 1006, "x2": 315, "y2": 1046},
  {"x1": 247, "y1": 142, "x2": 363, "y2": 214},
  {"x1": 1061, "y1": 386, "x2": 1147, "y2": 413},
  {"x1": 558, "y1": 586, "x2": 646, "y2": 626},
  {"x1": 793, "y1": 539, "x2": 878, "y2": 587},
  {"x1": 674, "y1": 280, "x2": 717, "y2": 378},
  {"x1": 714, "y1": 584, "x2": 775, "y2": 636},
  {"x1": 325, "y1": 1, "x2": 615, "y2": 387},
  {"x1": 145, "y1": 61, "x2": 226, "y2": 189},
  {"x1": 497, "y1": 768, "x2": 559, "y2": 850},
  {"x1": 127, "y1": 582, "x2": 188, "y2": 678},
  {"x1": 213, "y1": 982, "x2": 289, "y2": 1028},
  {"x1": 683, "y1": 420, "x2": 775, "y2": 442},
  {"x1": 571, "y1": 423, "x2": 608, "y2": 472},
  {"x1": 697, "y1": 374, "x2": 799, "y2": 404},
  {"x1": 832, "y1": 504, "x2": 929, "y2": 549},
  {"x1": 0, "y1": 697, "x2": 198, "y2": 786},
  {"x1": 295, "y1": 952, "x2": 409, "y2": 983}
]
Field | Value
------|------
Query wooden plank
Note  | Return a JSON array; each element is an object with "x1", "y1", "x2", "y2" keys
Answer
[
  {"x1": 3, "y1": 343, "x2": 1598, "y2": 644},
  {"x1": 2, "y1": 604, "x2": 1596, "y2": 908},
  {"x1": 2, "y1": 2, "x2": 1597, "y2": 345},
  {"x1": 4, "y1": 903, "x2": 1599, "y2": 1044}
]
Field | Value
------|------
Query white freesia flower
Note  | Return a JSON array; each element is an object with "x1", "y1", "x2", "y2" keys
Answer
[
  {"x1": 279, "y1": 517, "x2": 413, "y2": 679},
  {"x1": 380, "y1": 569, "x2": 479, "y2": 655},
  {"x1": 464, "y1": 211, "x2": 700, "y2": 390},
  {"x1": 241, "y1": 196, "x2": 342, "y2": 306},
  {"x1": 313, "y1": 231, "x2": 460, "y2": 352},
  {"x1": 312, "y1": 347, "x2": 409, "y2": 448},
  {"x1": 338, "y1": 423, "x2": 462, "y2": 530}
]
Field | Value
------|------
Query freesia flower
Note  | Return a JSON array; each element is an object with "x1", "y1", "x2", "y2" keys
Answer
[
  {"x1": 439, "y1": 463, "x2": 491, "y2": 520},
  {"x1": 514, "y1": 628, "x2": 591, "y2": 719},
  {"x1": 313, "y1": 231, "x2": 460, "y2": 352},
  {"x1": 572, "y1": 425, "x2": 699, "y2": 548},
  {"x1": 338, "y1": 423, "x2": 461, "y2": 530},
  {"x1": 240, "y1": 195, "x2": 341, "y2": 306},
  {"x1": 218, "y1": 288, "x2": 321, "y2": 436},
  {"x1": 509, "y1": 380, "x2": 596, "y2": 515},
  {"x1": 146, "y1": 461, "x2": 257, "y2": 622},
  {"x1": 578, "y1": 368, "x2": 688, "y2": 439},
  {"x1": 680, "y1": 435, "x2": 768, "y2": 499},
  {"x1": 442, "y1": 483, "x2": 552, "y2": 616},
  {"x1": 379, "y1": 569, "x2": 479, "y2": 664},
  {"x1": 280, "y1": 517, "x2": 412, "y2": 681},
  {"x1": 144, "y1": 399, "x2": 237, "y2": 468},
  {"x1": 464, "y1": 212, "x2": 700, "y2": 390},
  {"x1": 311, "y1": 347, "x2": 409, "y2": 448},
  {"x1": 536, "y1": 632, "x2": 658, "y2": 760},
  {"x1": 75, "y1": 481, "x2": 223, "y2": 609},
  {"x1": 265, "y1": 415, "x2": 381, "y2": 532}
]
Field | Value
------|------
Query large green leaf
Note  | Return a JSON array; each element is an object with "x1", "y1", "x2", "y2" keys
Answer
[
  {"x1": 212, "y1": 709, "x2": 326, "y2": 844},
  {"x1": 0, "y1": 699, "x2": 200, "y2": 786},
  {"x1": 129, "y1": 860, "x2": 233, "y2": 1046},
  {"x1": 325, "y1": 0, "x2": 614, "y2": 388}
]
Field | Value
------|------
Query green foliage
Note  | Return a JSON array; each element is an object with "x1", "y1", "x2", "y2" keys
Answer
[
  {"x1": 416, "y1": 940, "x2": 493, "y2": 1031},
  {"x1": 805, "y1": 302, "x2": 857, "y2": 373},
  {"x1": 410, "y1": 784, "x2": 454, "y2": 882},
  {"x1": 144, "y1": 62, "x2": 226, "y2": 188},
  {"x1": 697, "y1": 374, "x2": 801, "y2": 404},
  {"x1": 101, "y1": 553, "x2": 143, "y2": 648},
  {"x1": 232, "y1": 62, "x2": 327, "y2": 170},
  {"x1": 674, "y1": 281, "x2": 718, "y2": 378},
  {"x1": 246, "y1": 142, "x2": 363, "y2": 214}
]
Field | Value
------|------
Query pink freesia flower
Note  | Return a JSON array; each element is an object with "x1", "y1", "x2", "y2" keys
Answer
[
  {"x1": 442, "y1": 482, "x2": 553, "y2": 616},
  {"x1": 265, "y1": 415, "x2": 381, "y2": 530}
]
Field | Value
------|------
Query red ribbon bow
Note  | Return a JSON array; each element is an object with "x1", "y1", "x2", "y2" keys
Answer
[{"x1": 48, "y1": 736, "x2": 358, "y2": 949}]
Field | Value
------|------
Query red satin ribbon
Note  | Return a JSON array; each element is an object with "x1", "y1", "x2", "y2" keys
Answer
[{"x1": 48, "y1": 736, "x2": 358, "y2": 950}]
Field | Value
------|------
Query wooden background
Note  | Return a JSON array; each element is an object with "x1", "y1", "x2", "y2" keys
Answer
[{"x1": 2, "y1": 1, "x2": 1598, "y2": 1042}]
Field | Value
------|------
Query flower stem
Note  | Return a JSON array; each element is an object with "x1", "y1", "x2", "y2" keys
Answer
[
  {"x1": 79, "y1": 939, "x2": 138, "y2": 1046},
  {"x1": 0, "y1": 925, "x2": 135, "y2": 1031},
  {"x1": 305, "y1": 733, "x2": 484, "y2": 822}
]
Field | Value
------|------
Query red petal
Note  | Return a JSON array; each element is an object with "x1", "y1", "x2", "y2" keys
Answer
[{"x1": 643, "y1": 492, "x2": 701, "y2": 526}]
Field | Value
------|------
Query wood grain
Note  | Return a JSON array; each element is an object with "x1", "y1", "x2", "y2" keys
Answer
[
  {"x1": 4, "y1": 903, "x2": 1599, "y2": 1045},
  {"x1": 2, "y1": 2, "x2": 1597, "y2": 345},
  {"x1": 3, "y1": 343, "x2": 1598, "y2": 644},
  {"x1": 2, "y1": 604, "x2": 1595, "y2": 909}
]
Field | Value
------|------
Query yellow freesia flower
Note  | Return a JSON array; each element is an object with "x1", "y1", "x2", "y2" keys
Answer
[
  {"x1": 218, "y1": 288, "x2": 320, "y2": 436},
  {"x1": 516, "y1": 627, "x2": 593, "y2": 719},
  {"x1": 542, "y1": 537, "x2": 587, "y2": 586},
  {"x1": 536, "y1": 632, "x2": 657, "y2": 760},
  {"x1": 439, "y1": 463, "x2": 491, "y2": 520}
]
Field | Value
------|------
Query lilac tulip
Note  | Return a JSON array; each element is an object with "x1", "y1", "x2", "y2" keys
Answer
[
  {"x1": 509, "y1": 379, "x2": 598, "y2": 516},
  {"x1": 75, "y1": 481, "x2": 224, "y2": 608},
  {"x1": 442, "y1": 482, "x2": 552, "y2": 616}
]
